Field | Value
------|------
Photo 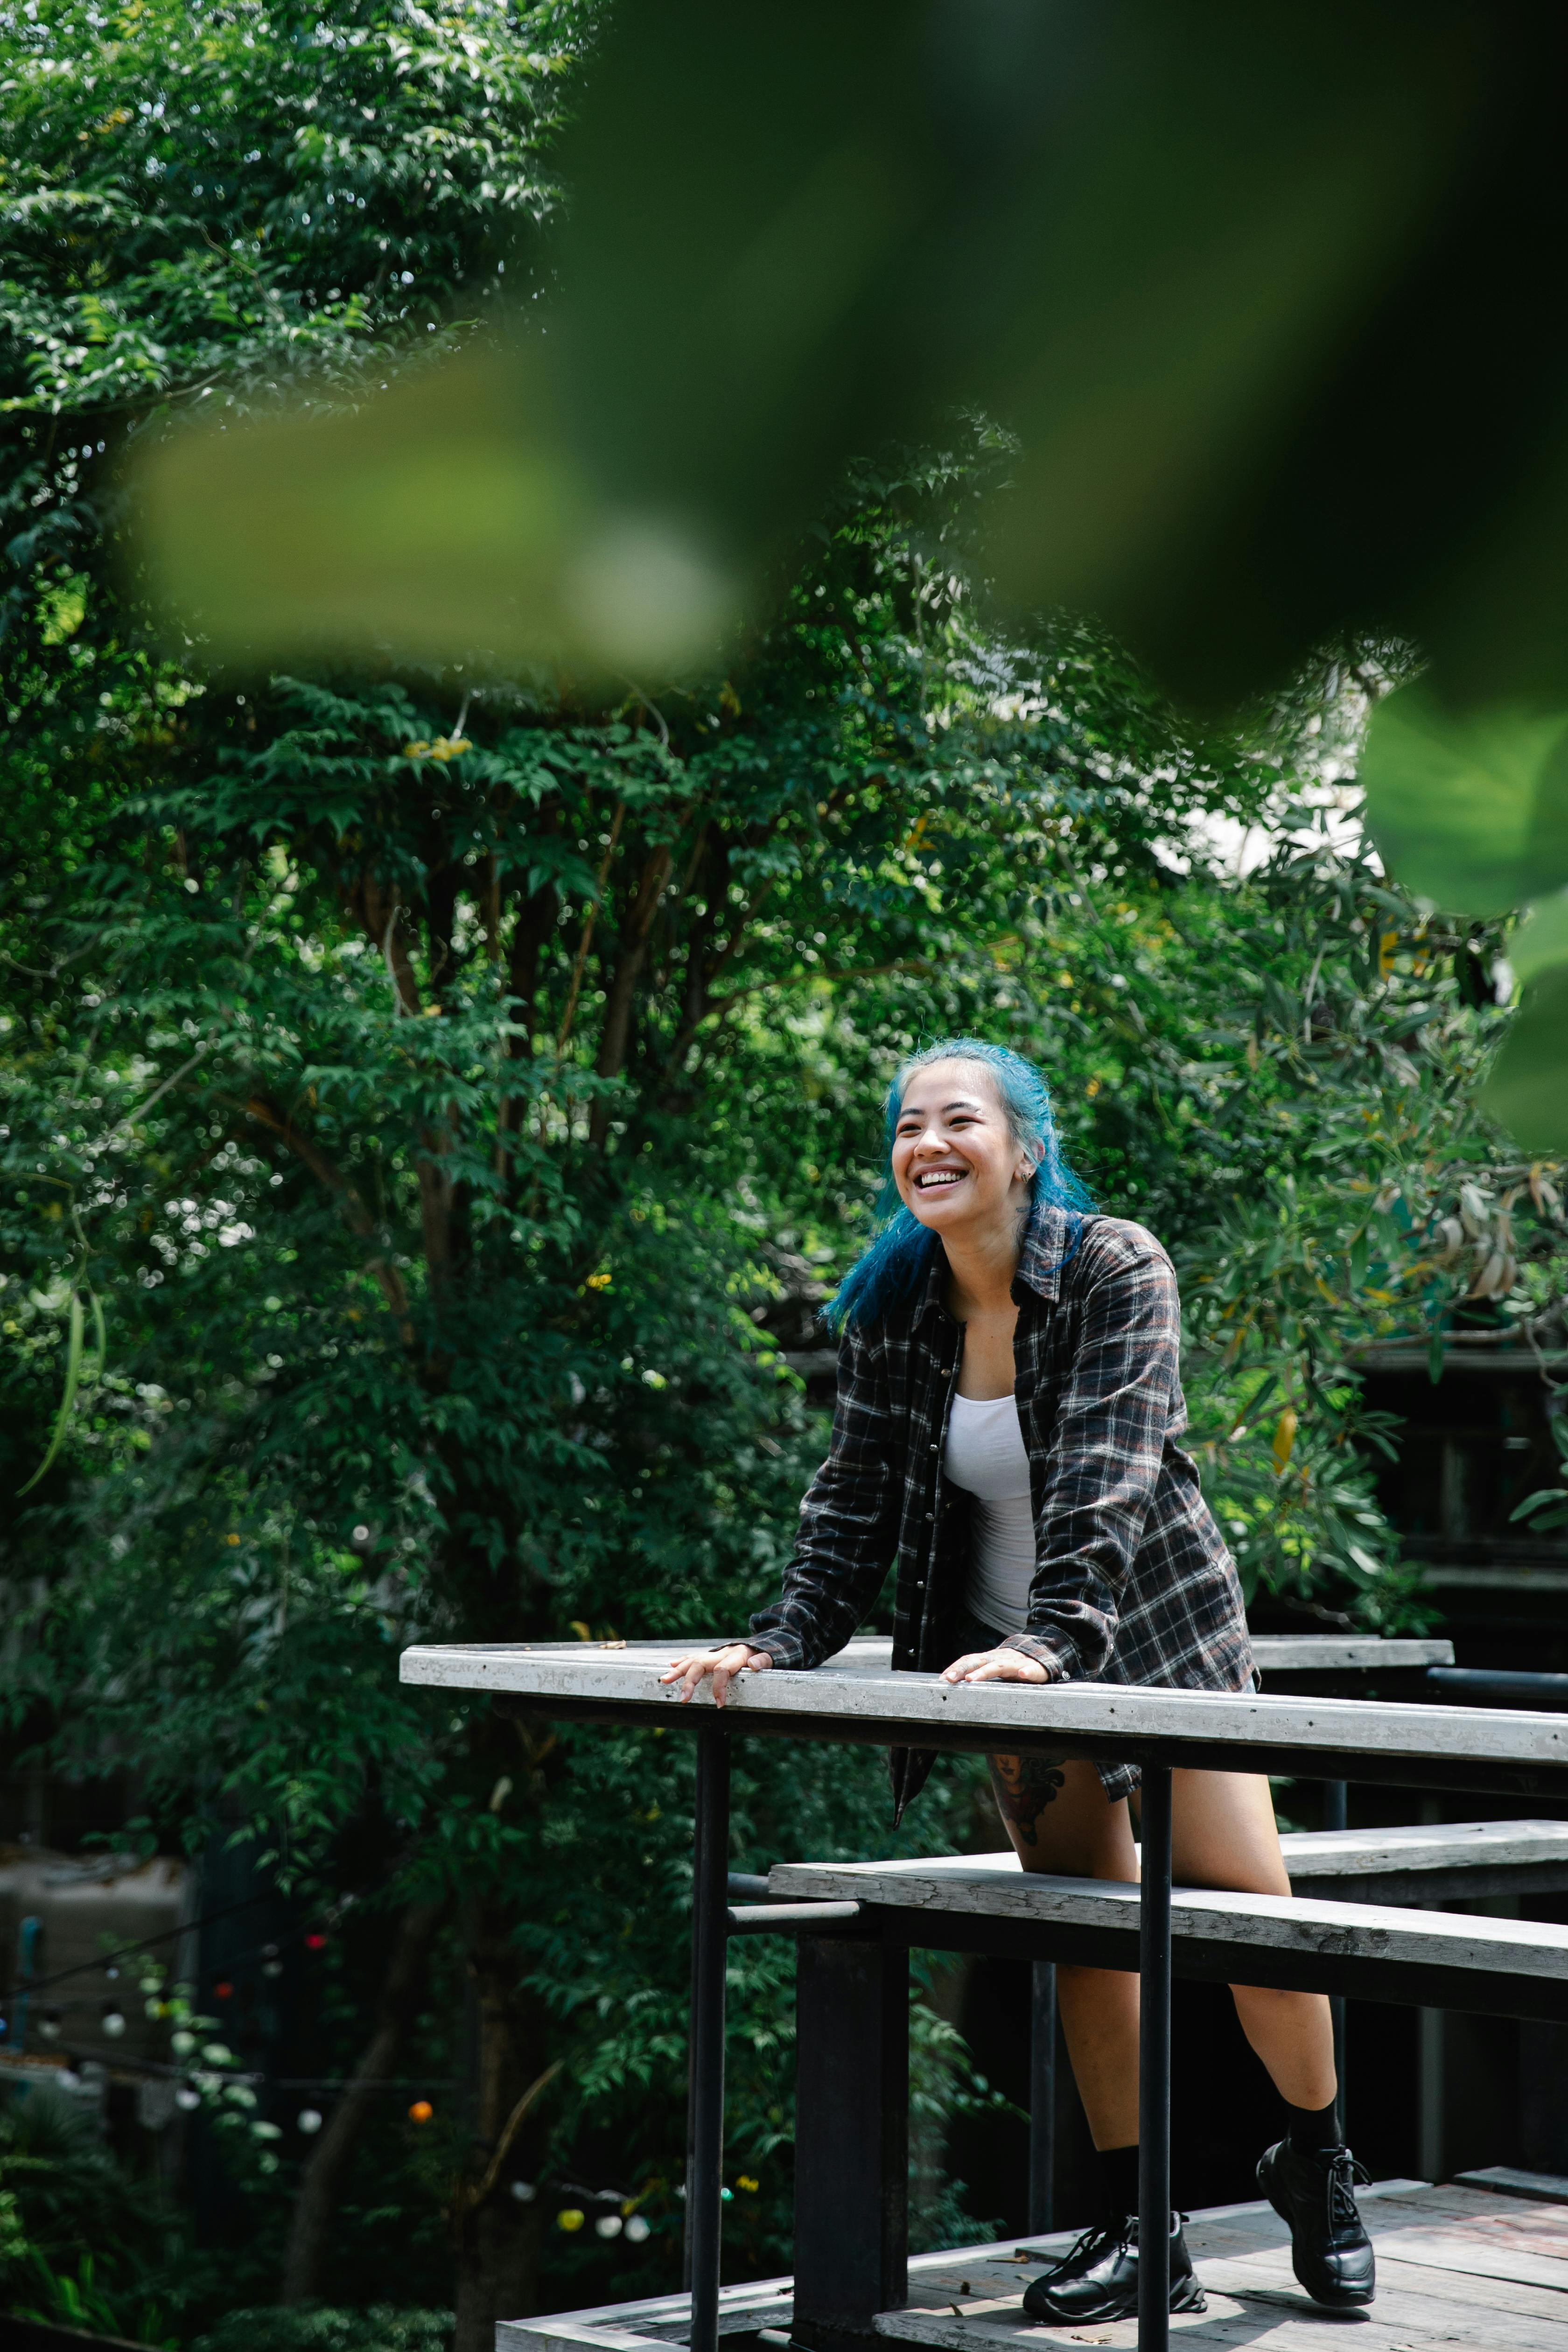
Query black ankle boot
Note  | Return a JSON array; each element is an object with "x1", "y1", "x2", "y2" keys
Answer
[
  {"x1": 1257, "y1": 2138, "x2": 1376, "y2": 2307},
  {"x1": 1022, "y1": 2211, "x2": 1207, "y2": 2323}
]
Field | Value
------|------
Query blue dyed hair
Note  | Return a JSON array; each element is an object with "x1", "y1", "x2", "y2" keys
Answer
[{"x1": 825, "y1": 1037, "x2": 1094, "y2": 1333}]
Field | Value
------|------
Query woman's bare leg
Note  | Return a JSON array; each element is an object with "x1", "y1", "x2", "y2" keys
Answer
[
  {"x1": 1169, "y1": 1767, "x2": 1337, "y2": 2110},
  {"x1": 988, "y1": 1757, "x2": 1336, "y2": 2142},
  {"x1": 988, "y1": 1754, "x2": 1141, "y2": 2147}
]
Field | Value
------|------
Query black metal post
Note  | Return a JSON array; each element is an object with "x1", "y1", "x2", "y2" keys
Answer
[
  {"x1": 686, "y1": 1721, "x2": 730, "y2": 2352},
  {"x1": 1027, "y1": 1960, "x2": 1057, "y2": 2234},
  {"x1": 1322, "y1": 1780, "x2": 1347, "y2": 2126},
  {"x1": 1137, "y1": 1764, "x2": 1173, "y2": 2352},
  {"x1": 792, "y1": 1931, "x2": 910, "y2": 2347}
]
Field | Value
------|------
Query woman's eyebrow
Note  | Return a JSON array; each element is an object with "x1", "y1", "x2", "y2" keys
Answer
[{"x1": 898, "y1": 1096, "x2": 986, "y2": 1119}]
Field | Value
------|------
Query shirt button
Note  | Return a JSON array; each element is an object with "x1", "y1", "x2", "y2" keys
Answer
[
  {"x1": 930, "y1": 1442, "x2": 938, "y2": 1454},
  {"x1": 925, "y1": 1510, "x2": 934, "y2": 1521}
]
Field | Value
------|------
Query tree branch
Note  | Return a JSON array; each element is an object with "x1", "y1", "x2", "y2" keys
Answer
[
  {"x1": 236, "y1": 1091, "x2": 412, "y2": 1326},
  {"x1": 557, "y1": 803, "x2": 625, "y2": 1053},
  {"x1": 659, "y1": 869, "x2": 774, "y2": 1086},
  {"x1": 590, "y1": 841, "x2": 672, "y2": 1144},
  {"x1": 453, "y1": 2058, "x2": 563, "y2": 2221},
  {"x1": 351, "y1": 873, "x2": 424, "y2": 1017},
  {"x1": 345, "y1": 873, "x2": 454, "y2": 1281},
  {"x1": 280, "y1": 1900, "x2": 447, "y2": 2301}
]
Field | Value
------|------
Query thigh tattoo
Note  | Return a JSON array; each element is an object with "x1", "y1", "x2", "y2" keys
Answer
[{"x1": 989, "y1": 1750, "x2": 1066, "y2": 1846}]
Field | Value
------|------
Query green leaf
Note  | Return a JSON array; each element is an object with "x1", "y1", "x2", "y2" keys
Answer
[
  {"x1": 1481, "y1": 964, "x2": 1568, "y2": 1150},
  {"x1": 20, "y1": 1288, "x2": 84, "y2": 1496},
  {"x1": 1510, "y1": 1488, "x2": 1568, "y2": 1522},
  {"x1": 1509, "y1": 886, "x2": 1568, "y2": 986},
  {"x1": 1360, "y1": 682, "x2": 1568, "y2": 915},
  {"x1": 132, "y1": 4, "x2": 1497, "y2": 705},
  {"x1": 137, "y1": 345, "x2": 736, "y2": 679}
]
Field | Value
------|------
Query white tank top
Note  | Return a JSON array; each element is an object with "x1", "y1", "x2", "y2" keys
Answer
[{"x1": 942, "y1": 1392, "x2": 1035, "y2": 1633}]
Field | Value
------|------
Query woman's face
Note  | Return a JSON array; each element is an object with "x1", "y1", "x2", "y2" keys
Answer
[{"x1": 890, "y1": 1058, "x2": 1036, "y2": 1239}]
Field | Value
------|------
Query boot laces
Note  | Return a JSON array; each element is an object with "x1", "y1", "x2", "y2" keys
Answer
[
  {"x1": 1042, "y1": 2217, "x2": 1127, "y2": 2279},
  {"x1": 1326, "y1": 2149, "x2": 1370, "y2": 2233}
]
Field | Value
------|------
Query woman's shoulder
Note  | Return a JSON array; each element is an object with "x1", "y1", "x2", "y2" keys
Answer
[{"x1": 1072, "y1": 1212, "x2": 1175, "y2": 1281}]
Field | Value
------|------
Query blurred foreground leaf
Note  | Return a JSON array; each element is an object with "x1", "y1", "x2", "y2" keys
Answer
[
  {"x1": 137, "y1": 347, "x2": 736, "y2": 675},
  {"x1": 1361, "y1": 680, "x2": 1568, "y2": 1155},
  {"x1": 1511, "y1": 889, "x2": 1568, "y2": 987},
  {"x1": 138, "y1": 0, "x2": 1568, "y2": 704},
  {"x1": 1483, "y1": 966, "x2": 1568, "y2": 1152},
  {"x1": 1361, "y1": 683, "x2": 1568, "y2": 915}
]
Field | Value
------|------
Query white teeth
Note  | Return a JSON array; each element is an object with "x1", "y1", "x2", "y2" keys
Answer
[{"x1": 916, "y1": 1171, "x2": 964, "y2": 1189}]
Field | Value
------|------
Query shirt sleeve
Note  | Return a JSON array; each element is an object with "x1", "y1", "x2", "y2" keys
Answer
[
  {"x1": 741, "y1": 1323, "x2": 902, "y2": 1670},
  {"x1": 1001, "y1": 1235, "x2": 1179, "y2": 1680}
]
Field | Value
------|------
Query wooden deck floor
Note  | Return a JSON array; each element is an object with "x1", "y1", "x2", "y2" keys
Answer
[
  {"x1": 885, "y1": 2177, "x2": 1568, "y2": 2351},
  {"x1": 500, "y1": 2177, "x2": 1568, "y2": 2352}
]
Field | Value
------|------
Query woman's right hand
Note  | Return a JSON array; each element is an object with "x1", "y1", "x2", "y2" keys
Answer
[{"x1": 659, "y1": 1644, "x2": 774, "y2": 1706}]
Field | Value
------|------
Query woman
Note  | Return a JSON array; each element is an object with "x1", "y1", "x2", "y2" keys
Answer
[{"x1": 664, "y1": 1039, "x2": 1373, "y2": 2325}]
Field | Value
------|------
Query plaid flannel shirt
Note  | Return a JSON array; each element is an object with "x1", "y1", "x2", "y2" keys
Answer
[{"x1": 742, "y1": 1203, "x2": 1254, "y2": 1818}]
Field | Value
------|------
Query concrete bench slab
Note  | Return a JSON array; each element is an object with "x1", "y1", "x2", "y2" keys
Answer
[
  {"x1": 1280, "y1": 1817, "x2": 1568, "y2": 1903},
  {"x1": 764, "y1": 1820, "x2": 1568, "y2": 1908},
  {"x1": 766, "y1": 1853, "x2": 1568, "y2": 2017},
  {"x1": 402, "y1": 1639, "x2": 1568, "y2": 1797}
]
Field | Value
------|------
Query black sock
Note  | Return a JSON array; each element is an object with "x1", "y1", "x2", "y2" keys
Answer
[
  {"x1": 1097, "y1": 2142, "x2": 1141, "y2": 2219},
  {"x1": 1286, "y1": 2096, "x2": 1341, "y2": 2155}
]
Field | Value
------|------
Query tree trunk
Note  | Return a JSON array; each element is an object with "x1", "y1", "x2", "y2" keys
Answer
[
  {"x1": 589, "y1": 845, "x2": 672, "y2": 1145},
  {"x1": 453, "y1": 1906, "x2": 552, "y2": 2352},
  {"x1": 280, "y1": 1899, "x2": 447, "y2": 2302}
]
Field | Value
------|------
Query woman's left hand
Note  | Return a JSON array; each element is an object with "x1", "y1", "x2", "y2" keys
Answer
[{"x1": 941, "y1": 1645, "x2": 1050, "y2": 1684}]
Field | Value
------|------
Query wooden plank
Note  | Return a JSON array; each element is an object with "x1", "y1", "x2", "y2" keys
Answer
[
  {"x1": 1193, "y1": 2268, "x2": 1568, "y2": 2351},
  {"x1": 399, "y1": 1642, "x2": 1568, "y2": 1788},
  {"x1": 501, "y1": 2184, "x2": 1564, "y2": 2352},
  {"x1": 1369, "y1": 2211, "x2": 1568, "y2": 2293},
  {"x1": 1365, "y1": 2251, "x2": 1568, "y2": 2324},
  {"x1": 1456, "y1": 2167, "x2": 1568, "y2": 2205},
  {"x1": 497, "y1": 2282, "x2": 794, "y2": 2352},
  {"x1": 876, "y1": 2274, "x2": 1568, "y2": 2352},
  {"x1": 872, "y1": 2296, "x2": 1240, "y2": 2346},
  {"x1": 879, "y1": 2199, "x2": 1568, "y2": 2350},
  {"x1": 766, "y1": 1857, "x2": 1568, "y2": 1983}
]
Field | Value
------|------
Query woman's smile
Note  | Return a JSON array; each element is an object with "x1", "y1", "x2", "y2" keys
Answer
[{"x1": 913, "y1": 1165, "x2": 968, "y2": 1192}]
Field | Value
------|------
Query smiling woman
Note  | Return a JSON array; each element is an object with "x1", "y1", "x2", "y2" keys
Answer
[
  {"x1": 663, "y1": 1035, "x2": 1376, "y2": 2329},
  {"x1": 830, "y1": 1035, "x2": 1094, "y2": 1334}
]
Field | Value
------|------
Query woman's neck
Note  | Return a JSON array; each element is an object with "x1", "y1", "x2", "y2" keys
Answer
[{"x1": 942, "y1": 1203, "x2": 1028, "y2": 1319}]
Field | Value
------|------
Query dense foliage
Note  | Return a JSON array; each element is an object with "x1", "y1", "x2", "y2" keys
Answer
[{"x1": 2, "y1": 2, "x2": 1564, "y2": 2346}]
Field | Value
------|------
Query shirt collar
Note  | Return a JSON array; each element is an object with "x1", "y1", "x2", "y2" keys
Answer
[
  {"x1": 1015, "y1": 1199, "x2": 1077, "y2": 1303},
  {"x1": 913, "y1": 1197, "x2": 1078, "y2": 1324}
]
